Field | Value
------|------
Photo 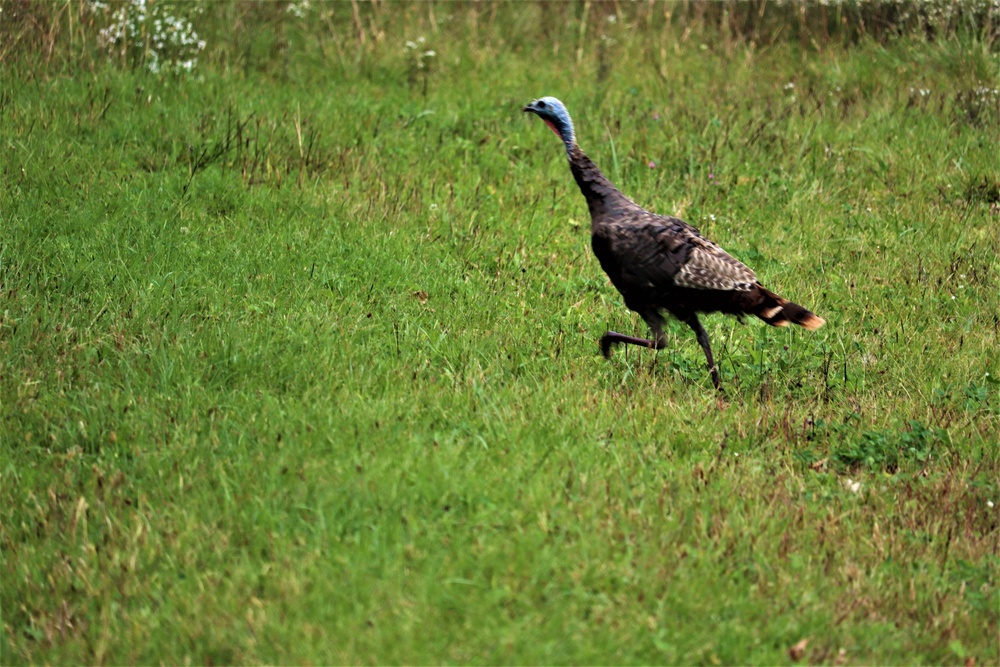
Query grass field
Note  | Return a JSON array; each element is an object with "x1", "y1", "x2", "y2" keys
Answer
[{"x1": 2, "y1": 1, "x2": 998, "y2": 664}]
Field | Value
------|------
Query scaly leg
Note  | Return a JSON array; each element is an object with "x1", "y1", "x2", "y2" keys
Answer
[
  {"x1": 600, "y1": 314, "x2": 667, "y2": 359},
  {"x1": 683, "y1": 314, "x2": 721, "y2": 390}
]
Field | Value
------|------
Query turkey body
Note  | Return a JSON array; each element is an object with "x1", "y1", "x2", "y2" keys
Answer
[{"x1": 524, "y1": 97, "x2": 825, "y2": 390}]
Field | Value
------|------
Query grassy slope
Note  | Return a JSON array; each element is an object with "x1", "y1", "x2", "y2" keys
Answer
[{"x1": 2, "y1": 4, "x2": 998, "y2": 664}]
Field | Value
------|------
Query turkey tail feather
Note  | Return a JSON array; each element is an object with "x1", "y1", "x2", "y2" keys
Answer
[{"x1": 754, "y1": 287, "x2": 825, "y2": 330}]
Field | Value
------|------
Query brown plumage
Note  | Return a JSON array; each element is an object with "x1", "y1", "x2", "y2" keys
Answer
[{"x1": 524, "y1": 96, "x2": 824, "y2": 390}]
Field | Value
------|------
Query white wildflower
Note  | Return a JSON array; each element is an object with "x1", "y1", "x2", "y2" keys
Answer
[
  {"x1": 405, "y1": 37, "x2": 436, "y2": 88},
  {"x1": 286, "y1": 0, "x2": 310, "y2": 18},
  {"x1": 98, "y1": 0, "x2": 205, "y2": 74}
]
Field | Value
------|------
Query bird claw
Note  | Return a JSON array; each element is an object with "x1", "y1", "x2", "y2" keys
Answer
[
  {"x1": 709, "y1": 366, "x2": 723, "y2": 392},
  {"x1": 600, "y1": 334, "x2": 616, "y2": 359}
]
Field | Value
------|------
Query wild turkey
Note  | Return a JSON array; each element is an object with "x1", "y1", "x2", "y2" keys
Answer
[{"x1": 522, "y1": 96, "x2": 824, "y2": 390}]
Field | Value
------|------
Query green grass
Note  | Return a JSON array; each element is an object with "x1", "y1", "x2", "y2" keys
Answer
[{"x1": 2, "y1": 2, "x2": 998, "y2": 664}]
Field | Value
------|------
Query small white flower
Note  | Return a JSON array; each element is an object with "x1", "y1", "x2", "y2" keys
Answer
[
  {"x1": 606, "y1": 14, "x2": 617, "y2": 23},
  {"x1": 429, "y1": 203, "x2": 438, "y2": 210},
  {"x1": 286, "y1": 0, "x2": 310, "y2": 18},
  {"x1": 843, "y1": 478, "x2": 861, "y2": 495},
  {"x1": 97, "y1": 0, "x2": 204, "y2": 74},
  {"x1": 784, "y1": 82, "x2": 795, "y2": 91},
  {"x1": 988, "y1": 500, "x2": 994, "y2": 508}
]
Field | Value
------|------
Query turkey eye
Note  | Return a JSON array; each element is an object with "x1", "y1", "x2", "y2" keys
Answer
[{"x1": 537, "y1": 100, "x2": 547, "y2": 109}]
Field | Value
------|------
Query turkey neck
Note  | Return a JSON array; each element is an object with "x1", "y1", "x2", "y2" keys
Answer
[{"x1": 566, "y1": 143, "x2": 633, "y2": 224}]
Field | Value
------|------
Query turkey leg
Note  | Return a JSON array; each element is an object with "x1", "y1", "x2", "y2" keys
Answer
[
  {"x1": 599, "y1": 331, "x2": 666, "y2": 358},
  {"x1": 683, "y1": 314, "x2": 721, "y2": 391}
]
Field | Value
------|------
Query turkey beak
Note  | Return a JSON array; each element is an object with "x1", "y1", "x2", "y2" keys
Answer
[{"x1": 522, "y1": 102, "x2": 537, "y2": 113}]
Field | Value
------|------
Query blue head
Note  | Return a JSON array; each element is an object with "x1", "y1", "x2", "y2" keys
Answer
[{"x1": 523, "y1": 97, "x2": 576, "y2": 150}]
